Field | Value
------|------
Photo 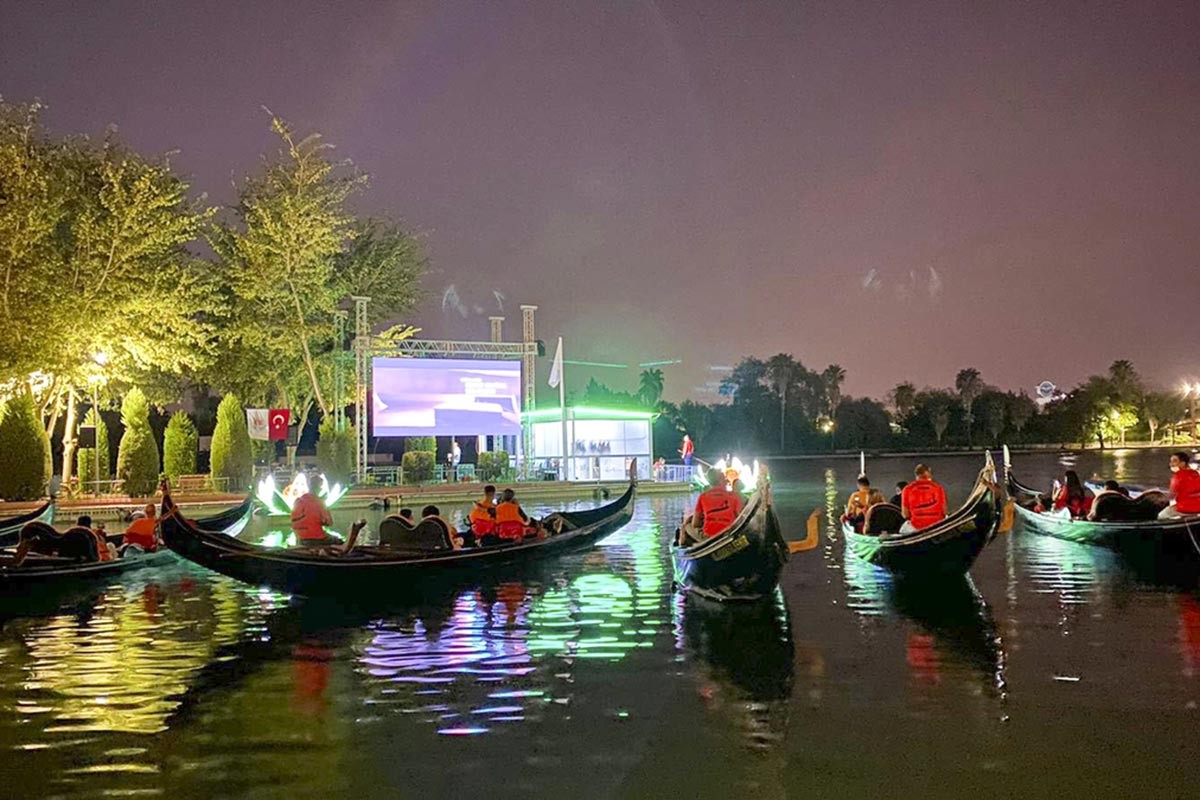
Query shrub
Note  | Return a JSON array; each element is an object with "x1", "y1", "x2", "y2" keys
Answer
[
  {"x1": 404, "y1": 436, "x2": 436, "y2": 453},
  {"x1": 401, "y1": 450, "x2": 435, "y2": 482},
  {"x1": 316, "y1": 416, "x2": 355, "y2": 484},
  {"x1": 0, "y1": 394, "x2": 52, "y2": 500},
  {"x1": 210, "y1": 394, "x2": 253, "y2": 491},
  {"x1": 477, "y1": 450, "x2": 510, "y2": 481},
  {"x1": 162, "y1": 411, "x2": 198, "y2": 483},
  {"x1": 116, "y1": 388, "x2": 161, "y2": 497},
  {"x1": 251, "y1": 438, "x2": 276, "y2": 465},
  {"x1": 77, "y1": 406, "x2": 110, "y2": 489}
]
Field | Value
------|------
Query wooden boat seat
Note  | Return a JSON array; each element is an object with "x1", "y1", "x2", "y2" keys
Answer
[
  {"x1": 1089, "y1": 489, "x2": 1170, "y2": 522},
  {"x1": 20, "y1": 521, "x2": 100, "y2": 562},
  {"x1": 377, "y1": 515, "x2": 454, "y2": 551},
  {"x1": 862, "y1": 503, "x2": 905, "y2": 536}
]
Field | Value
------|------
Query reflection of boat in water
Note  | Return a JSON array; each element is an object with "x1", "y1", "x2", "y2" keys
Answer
[
  {"x1": 674, "y1": 589, "x2": 794, "y2": 751},
  {"x1": 843, "y1": 550, "x2": 1005, "y2": 697}
]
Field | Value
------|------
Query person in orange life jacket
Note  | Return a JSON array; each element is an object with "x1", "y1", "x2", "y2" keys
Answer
[
  {"x1": 1160, "y1": 451, "x2": 1200, "y2": 519},
  {"x1": 469, "y1": 485, "x2": 498, "y2": 539},
  {"x1": 900, "y1": 464, "x2": 948, "y2": 533},
  {"x1": 1052, "y1": 470, "x2": 1093, "y2": 518},
  {"x1": 694, "y1": 468, "x2": 743, "y2": 538},
  {"x1": 122, "y1": 504, "x2": 160, "y2": 551},
  {"x1": 489, "y1": 489, "x2": 539, "y2": 544},
  {"x1": 290, "y1": 481, "x2": 335, "y2": 546},
  {"x1": 843, "y1": 476, "x2": 872, "y2": 526}
]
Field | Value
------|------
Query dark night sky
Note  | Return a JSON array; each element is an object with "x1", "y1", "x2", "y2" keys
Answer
[{"x1": 4, "y1": 1, "x2": 1200, "y2": 401}]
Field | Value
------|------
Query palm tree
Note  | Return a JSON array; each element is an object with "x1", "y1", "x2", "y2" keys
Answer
[
  {"x1": 889, "y1": 382, "x2": 917, "y2": 424},
  {"x1": 955, "y1": 368, "x2": 984, "y2": 447},
  {"x1": 1108, "y1": 360, "x2": 1142, "y2": 404},
  {"x1": 764, "y1": 354, "x2": 798, "y2": 453},
  {"x1": 637, "y1": 368, "x2": 664, "y2": 407},
  {"x1": 821, "y1": 364, "x2": 846, "y2": 418}
]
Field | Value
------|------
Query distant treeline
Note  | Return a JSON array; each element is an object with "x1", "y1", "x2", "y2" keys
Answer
[{"x1": 607, "y1": 358, "x2": 1187, "y2": 459}]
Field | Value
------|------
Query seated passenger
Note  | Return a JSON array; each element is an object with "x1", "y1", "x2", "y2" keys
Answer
[
  {"x1": 490, "y1": 489, "x2": 539, "y2": 544},
  {"x1": 290, "y1": 484, "x2": 336, "y2": 547},
  {"x1": 469, "y1": 485, "x2": 498, "y2": 538},
  {"x1": 1052, "y1": 470, "x2": 1093, "y2": 518},
  {"x1": 891, "y1": 482, "x2": 907, "y2": 507},
  {"x1": 867, "y1": 488, "x2": 887, "y2": 508},
  {"x1": 844, "y1": 476, "x2": 872, "y2": 525},
  {"x1": 122, "y1": 503, "x2": 160, "y2": 552},
  {"x1": 1103, "y1": 479, "x2": 1131, "y2": 498},
  {"x1": 694, "y1": 468, "x2": 743, "y2": 538},
  {"x1": 1160, "y1": 451, "x2": 1200, "y2": 519},
  {"x1": 421, "y1": 505, "x2": 463, "y2": 550},
  {"x1": 81, "y1": 515, "x2": 116, "y2": 561},
  {"x1": 900, "y1": 464, "x2": 948, "y2": 532}
]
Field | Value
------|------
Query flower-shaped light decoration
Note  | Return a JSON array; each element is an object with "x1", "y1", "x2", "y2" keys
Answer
[
  {"x1": 256, "y1": 472, "x2": 348, "y2": 516},
  {"x1": 692, "y1": 457, "x2": 759, "y2": 494}
]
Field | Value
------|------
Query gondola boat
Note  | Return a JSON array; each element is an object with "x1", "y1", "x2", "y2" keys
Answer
[
  {"x1": 843, "y1": 453, "x2": 1001, "y2": 575},
  {"x1": 0, "y1": 497, "x2": 254, "y2": 588},
  {"x1": 159, "y1": 465, "x2": 638, "y2": 596},
  {"x1": 671, "y1": 477, "x2": 792, "y2": 602},
  {"x1": 0, "y1": 500, "x2": 55, "y2": 547},
  {"x1": 1003, "y1": 446, "x2": 1200, "y2": 565}
]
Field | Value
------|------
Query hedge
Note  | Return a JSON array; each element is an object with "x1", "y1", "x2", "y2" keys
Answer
[
  {"x1": 316, "y1": 416, "x2": 355, "y2": 484},
  {"x1": 0, "y1": 394, "x2": 51, "y2": 500},
  {"x1": 404, "y1": 436, "x2": 436, "y2": 453},
  {"x1": 401, "y1": 450, "x2": 435, "y2": 482},
  {"x1": 477, "y1": 450, "x2": 510, "y2": 481},
  {"x1": 210, "y1": 394, "x2": 253, "y2": 491},
  {"x1": 162, "y1": 411, "x2": 198, "y2": 483},
  {"x1": 116, "y1": 387, "x2": 160, "y2": 497}
]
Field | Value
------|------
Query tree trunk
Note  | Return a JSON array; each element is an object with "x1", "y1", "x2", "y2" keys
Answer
[
  {"x1": 1149, "y1": 420, "x2": 1158, "y2": 445},
  {"x1": 288, "y1": 281, "x2": 329, "y2": 415},
  {"x1": 289, "y1": 394, "x2": 314, "y2": 467},
  {"x1": 60, "y1": 390, "x2": 78, "y2": 484},
  {"x1": 779, "y1": 391, "x2": 786, "y2": 453}
]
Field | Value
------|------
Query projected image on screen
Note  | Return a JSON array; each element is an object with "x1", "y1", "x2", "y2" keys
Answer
[{"x1": 372, "y1": 358, "x2": 522, "y2": 437}]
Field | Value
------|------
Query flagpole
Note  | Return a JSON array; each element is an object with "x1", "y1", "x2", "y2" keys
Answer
[{"x1": 558, "y1": 337, "x2": 568, "y2": 481}]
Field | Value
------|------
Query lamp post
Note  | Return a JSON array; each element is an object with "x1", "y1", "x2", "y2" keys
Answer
[{"x1": 91, "y1": 351, "x2": 108, "y2": 496}]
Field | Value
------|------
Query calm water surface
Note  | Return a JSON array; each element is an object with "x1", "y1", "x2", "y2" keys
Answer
[{"x1": 2, "y1": 450, "x2": 1199, "y2": 798}]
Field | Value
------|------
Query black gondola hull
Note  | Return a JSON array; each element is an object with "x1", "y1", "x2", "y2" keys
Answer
[
  {"x1": 160, "y1": 483, "x2": 636, "y2": 596},
  {"x1": 672, "y1": 493, "x2": 789, "y2": 602},
  {"x1": 0, "y1": 501, "x2": 55, "y2": 547}
]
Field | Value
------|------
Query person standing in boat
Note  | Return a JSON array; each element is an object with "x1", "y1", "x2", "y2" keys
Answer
[
  {"x1": 900, "y1": 464, "x2": 948, "y2": 532},
  {"x1": 291, "y1": 479, "x2": 336, "y2": 546},
  {"x1": 693, "y1": 467, "x2": 743, "y2": 538},
  {"x1": 1159, "y1": 451, "x2": 1200, "y2": 519},
  {"x1": 679, "y1": 434, "x2": 694, "y2": 467}
]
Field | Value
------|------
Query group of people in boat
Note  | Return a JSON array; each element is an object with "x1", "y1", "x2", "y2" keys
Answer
[
  {"x1": 843, "y1": 463, "x2": 949, "y2": 534},
  {"x1": 292, "y1": 481, "x2": 555, "y2": 554},
  {"x1": 1035, "y1": 451, "x2": 1200, "y2": 521},
  {"x1": 2, "y1": 504, "x2": 162, "y2": 567}
]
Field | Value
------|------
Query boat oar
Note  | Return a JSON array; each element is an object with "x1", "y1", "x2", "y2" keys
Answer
[
  {"x1": 788, "y1": 508, "x2": 822, "y2": 553},
  {"x1": 997, "y1": 499, "x2": 1016, "y2": 534}
]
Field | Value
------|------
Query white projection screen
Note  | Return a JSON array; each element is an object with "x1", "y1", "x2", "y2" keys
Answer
[{"x1": 371, "y1": 357, "x2": 523, "y2": 437}]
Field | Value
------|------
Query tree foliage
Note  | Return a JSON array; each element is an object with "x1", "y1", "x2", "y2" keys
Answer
[
  {"x1": 0, "y1": 393, "x2": 51, "y2": 500},
  {"x1": 210, "y1": 394, "x2": 252, "y2": 491},
  {"x1": 315, "y1": 415, "x2": 355, "y2": 484},
  {"x1": 116, "y1": 387, "x2": 160, "y2": 496},
  {"x1": 76, "y1": 406, "x2": 110, "y2": 488},
  {"x1": 162, "y1": 411, "x2": 198, "y2": 483}
]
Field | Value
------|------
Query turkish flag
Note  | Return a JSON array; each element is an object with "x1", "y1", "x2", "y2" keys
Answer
[{"x1": 268, "y1": 409, "x2": 290, "y2": 440}]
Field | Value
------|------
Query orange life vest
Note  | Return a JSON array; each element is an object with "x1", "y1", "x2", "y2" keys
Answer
[
  {"x1": 123, "y1": 517, "x2": 158, "y2": 551},
  {"x1": 470, "y1": 498, "x2": 496, "y2": 534},
  {"x1": 901, "y1": 479, "x2": 947, "y2": 530},
  {"x1": 290, "y1": 493, "x2": 330, "y2": 540},
  {"x1": 495, "y1": 501, "x2": 529, "y2": 540},
  {"x1": 696, "y1": 488, "x2": 742, "y2": 537}
]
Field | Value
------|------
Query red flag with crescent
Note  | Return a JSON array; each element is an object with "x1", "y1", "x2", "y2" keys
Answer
[{"x1": 269, "y1": 409, "x2": 290, "y2": 440}]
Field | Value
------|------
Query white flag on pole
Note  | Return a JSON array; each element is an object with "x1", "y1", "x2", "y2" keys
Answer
[
  {"x1": 246, "y1": 409, "x2": 270, "y2": 441},
  {"x1": 548, "y1": 337, "x2": 563, "y2": 388}
]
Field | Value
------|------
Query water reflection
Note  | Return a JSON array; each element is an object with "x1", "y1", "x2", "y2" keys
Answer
[
  {"x1": 843, "y1": 549, "x2": 1006, "y2": 699},
  {"x1": 673, "y1": 590, "x2": 793, "y2": 752}
]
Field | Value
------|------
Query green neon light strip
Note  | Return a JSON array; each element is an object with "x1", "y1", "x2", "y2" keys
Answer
[
  {"x1": 637, "y1": 359, "x2": 682, "y2": 367},
  {"x1": 562, "y1": 359, "x2": 628, "y2": 369},
  {"x1": 522, "y1": 405, "x2": 657, "y2": 420}
]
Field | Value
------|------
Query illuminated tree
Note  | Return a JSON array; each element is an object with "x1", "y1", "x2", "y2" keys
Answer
[
  {"x1": 0, "y1": 392, "x2": 51, "y2": 500},
  {"x1": 162, "y1": 411, "x2": 198, "y2": 483},
  {"x1": 116, "y1": 388, "x2": 160, "y2": 497},
  {"x1": 210, "y1": 394, "x2": 253, "y2": 491},
  {"x1": 76, "y1": 407, "x2": 110, "y2": 487},
  {"x1": 1143, "y1": 390, "x2": 1185, "y2": 444}
]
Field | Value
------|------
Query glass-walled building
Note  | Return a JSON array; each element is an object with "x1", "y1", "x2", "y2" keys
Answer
[{"x1": 526, "y1": 407, "x2": 654, "y2": 481}]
